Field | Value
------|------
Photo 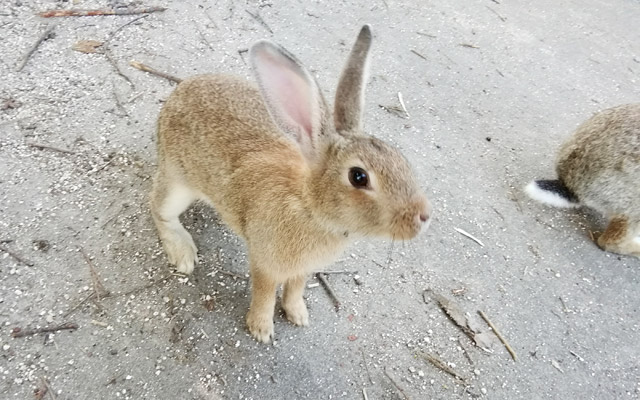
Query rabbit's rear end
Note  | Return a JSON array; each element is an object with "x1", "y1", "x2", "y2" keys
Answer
[{"x1": 526, "y1": 103, "x2": 640, "y2": 257}]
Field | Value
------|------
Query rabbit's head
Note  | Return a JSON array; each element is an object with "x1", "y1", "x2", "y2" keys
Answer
[{"x1": 250, "y1": 25, "x2": 431, "y2": 241}]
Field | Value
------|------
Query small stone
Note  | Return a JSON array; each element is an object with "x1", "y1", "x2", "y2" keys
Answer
[
  {"x1": 408, "y1": 366, "x2": 416, "y2": 373},
  {"x1": 418, "y1": 370, "x2": 425, "y2": 377},
  {"x1": 481, "y1": 388, "x2": 487, "y2": 395},
  {"x1": 474, "y1": 369, "x2": 480, "y2": 376}
]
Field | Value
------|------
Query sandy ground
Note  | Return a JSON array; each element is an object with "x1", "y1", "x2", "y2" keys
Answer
[{"x1": 1, "y1": 0, "x2": 639, "y2": 399}]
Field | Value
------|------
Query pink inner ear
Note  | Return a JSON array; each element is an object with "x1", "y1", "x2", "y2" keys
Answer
[{"x1": 257, "y1": 50, "x2": 314, "y2": 138}]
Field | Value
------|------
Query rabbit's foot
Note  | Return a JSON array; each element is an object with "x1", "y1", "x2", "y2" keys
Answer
[
  {"x1": 597, "y1": 217, "x2": 640, "y2": 258},
  {"x1": 247, "y1": 310, "x2": 274, "y2": 343},
  {"x1": 283, "y1": 298, "x2": 309, "y2": 326},
  {"x1": 162, "y1": 230, "x2": 198, "y2": 274}
]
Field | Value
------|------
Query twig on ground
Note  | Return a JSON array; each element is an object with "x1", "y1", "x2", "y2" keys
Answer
[
  {"x1": 80, "y1": 247, "x2": 110, "y2": 301},
  {"x1": 383, "y1": 367, "x2": 410, "y2": 400},
  {"x1": 379, "y1": 104, "x2": 407, "y2": 119},
  {"x1": 397, "y1": 92, "x2": 410, "y2": 118},
  {"x1": 454, "y1": 227, "x2": 485, "y2": 247},
  {"x1": 478, "y1": 310, "x2": 517, "y2": 361},
  {"x1": 451, "y1": 287, "x2": 467, "y2": 296},
  {"x1": 410, "y1": 49, "x2": 427, "y2": 60},
  {"x1": 317, "y1": 270, "x2": 358, "y2": 275},
  {"x1": 111, "y1": 84, "x2": 129, "y2": 117},
  {"x1": 16, "y1": 24, "x2": 55, "y2": 72},
  {"x1": 215, "y1": 269, "x2": 247, "y2": 280},
  {"x1": 37, "y1": 7, "x2": 166, "y2": 18},
  {"x1": 12, "y1": 322, "x2": 78, "y2": 338},
  {"x1": 105, "y1": 371, "x2": 125, "y2": 386},
  {"x1": 34, "y1": 377, "x2": 48, "y2": 400},
  {"x1": 420, "y1": 352, "x2": 467, "y2": 382},
  {"x1": 459, "y1": 43, "x2": 480, "y2": 49},
  {"x1": 416, "y1": 31, "x2": 436, "y2": 38},
  {"x1": 569, "y1": 350, "x2": 585, "y2": 362},
  {"x1": 316, "y1": 273, "x2": 341, "y2": 311},
  {"x1": 121, "y1": 275, "x2": 170, "y2": 298},
  {"x1": 0, "y1": 244, "x2": 34, "y2": 266},
  {"x1": 100, "y1": 14, "x2": 151, "y2": 89},
  {"x1": 104, "y1": 48, "x2": 133, "y2": 86},
  {"x1": 85, "y1": 156, "x2": 117, "y2": 177},
  {"x1": 28, "y1": 143, "x2": 75, "y2": 154},
  {"x1": 129, "y1": 60, "x2": 182, "y2": 83},
  {"x1": 508, "y1": 189, "x2": 523, "y2": 213},
  {"x1": 362, "y1": 387, "x2": 369, "y2": 400},
  {"x1": 237, "y1": 48, "x2": 248, "y2": 64},
  {"x1": 63, "y1": 292, "x2": 96, "y2": 318},
  {"x1": 64, "y1": 276, "x2": 171, "y2": 317},
  {"x1": 360, "y1": 348, "x2": 373, "y2": 384},
  {"x1": 558, "y1": 296, "x2": 571, "y2": 313},
  {"x1": 551, "y1": 359, "x2": 564, "y2": 373},
  {"x1": 42, "y1": 377, "x2": 56, "y2": 400},
  {"x1": 459, "y1": 338, "x2": 474, "y2": 365},
  {"x1": 103, "y1": 14, "x2": 149, "y2": 45},
  {"x1": 486, "y1": 6, "x2": 506, "y2": 22},
  {"x1": 245, "y1": 9, "x2": 273, "y2": 33},
  {"x1": 197, "y1": 25, "x2": 216, "y2": 52}
]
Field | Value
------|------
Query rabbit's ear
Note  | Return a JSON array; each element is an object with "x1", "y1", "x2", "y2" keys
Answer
[
  {"x1": 334, "y1": 25, "x2": 372, "y2": 134},
  {"x1": 250, "y1": 40, "x2": 327, "y2": 160}
]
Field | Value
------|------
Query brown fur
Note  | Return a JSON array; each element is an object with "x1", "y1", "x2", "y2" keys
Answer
[
  {"x1": 597, "y1": 217, "x2": 640, "y2": 257},
  {"x1": 150, "y1": 26, "x2": 431, "y2": 342},
  {"x1": 537, "y1": 103, "x2": 640, "y2": 258}
]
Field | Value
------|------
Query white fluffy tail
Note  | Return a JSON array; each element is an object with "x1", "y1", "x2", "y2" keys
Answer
[{"x1": 525, "y1": 180, "x2": 580, "y2": 208}]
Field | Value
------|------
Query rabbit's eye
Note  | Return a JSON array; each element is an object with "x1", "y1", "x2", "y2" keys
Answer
[{"x1": 348, "y1": 167, "x2": 369, "y2": 188}]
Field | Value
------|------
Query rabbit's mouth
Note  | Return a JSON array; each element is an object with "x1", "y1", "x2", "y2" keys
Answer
[{"x1": 388, "y1": 197, "x2": 432, "y2": 240}]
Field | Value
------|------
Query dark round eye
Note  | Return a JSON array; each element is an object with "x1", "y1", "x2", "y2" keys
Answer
[{"x1": 348, "y1": 167, "x2": 369, "y2": 188}]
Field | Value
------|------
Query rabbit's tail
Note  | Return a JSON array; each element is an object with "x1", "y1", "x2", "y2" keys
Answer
[{"x1": 525, "y1": 179, "x2": 580, "y2": 208}]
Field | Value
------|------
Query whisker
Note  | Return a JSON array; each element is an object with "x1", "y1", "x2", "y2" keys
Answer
[{"x1": 386, "y1": 236, "x2": 395, "y2": 266}]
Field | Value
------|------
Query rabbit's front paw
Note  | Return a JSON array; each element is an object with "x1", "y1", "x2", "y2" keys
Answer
[
  {"x1": 247, "y1": 311, "x2": 274, "y2": 343},
  {"x1": 283, "y1": 299, "x2": 309, "y2": 326},
  {"x1": 163, "y1": 231, "x2": 198, "y2": 275}
]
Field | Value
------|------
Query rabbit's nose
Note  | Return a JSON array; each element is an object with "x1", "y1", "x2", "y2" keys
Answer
[{"x1": 414, "y1": 195, "x2": 432, "y2": 227}]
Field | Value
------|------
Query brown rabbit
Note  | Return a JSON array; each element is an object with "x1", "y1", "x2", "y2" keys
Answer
[
  {"x1": 151, "y1": 25, "x2": 431, "y2": 343},
  {"x1": 526, "y1": 104, "x2": 640, "y2": 258}
]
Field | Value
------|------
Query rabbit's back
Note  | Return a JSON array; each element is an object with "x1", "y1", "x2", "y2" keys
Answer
[
  {"x1": 556, "y1": 104, "x2": 640, "y2": 218},
  {"x1": 156, "y1": 74, "x2": 303, "y2": 233},
  {"x1": 158, "y1": 74, "x2": 293, "y2": 169}
]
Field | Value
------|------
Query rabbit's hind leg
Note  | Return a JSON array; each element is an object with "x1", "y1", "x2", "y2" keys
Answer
[
  {"x1": 597, "y1": 216, "x2": 640, "y2": 258},
  {"x1": 151, "y1": 171, "x2": 199, "y2": 274}
]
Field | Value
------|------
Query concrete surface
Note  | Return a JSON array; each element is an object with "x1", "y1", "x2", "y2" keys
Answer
[{"x1": 1, "y1": 0, "x2": 639, "y2": 399}]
